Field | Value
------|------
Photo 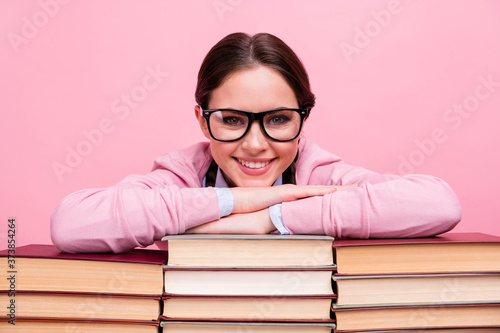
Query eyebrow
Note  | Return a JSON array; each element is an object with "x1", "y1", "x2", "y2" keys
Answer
[{"x1": 212, "y1": 106, "x2": 297, "y2": 111}]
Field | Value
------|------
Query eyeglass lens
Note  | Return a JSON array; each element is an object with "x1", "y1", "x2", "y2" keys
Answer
[{"x1": 209, "y1": 110, "x2": 301, "y2": 141}]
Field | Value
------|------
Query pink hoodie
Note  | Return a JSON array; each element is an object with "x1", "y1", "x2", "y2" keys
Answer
[{"x1": 51, "y1": 139, "x2": 461, "y2": 253}]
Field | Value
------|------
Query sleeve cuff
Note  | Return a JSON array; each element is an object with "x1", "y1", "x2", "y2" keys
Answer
[
  {"x1": 214, "y1": 187, "x2": 234, "y2": 217},
  {"x1": 269, "y1": 203, "x2": 289, "y2": 235}
]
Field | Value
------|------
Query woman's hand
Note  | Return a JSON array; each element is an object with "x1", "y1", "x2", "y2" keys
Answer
[
  {"x1": 185, "y1": 184, "x2": 357, "y2": 235},
  {"x1": 230, "y1": 184, "x2": 357, "y2": 214},
  {"x1": 185, "y1": 209, "x2": 276, "y2": 234}
]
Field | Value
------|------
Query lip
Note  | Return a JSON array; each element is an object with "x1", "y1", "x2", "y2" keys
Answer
[{"x1": 234, "y1": 157, "x2": 275, "y2": 176}]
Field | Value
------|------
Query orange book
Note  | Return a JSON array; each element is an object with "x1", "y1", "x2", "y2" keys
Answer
[
  {"x1": 333, "y1": 303, "x2": 500, "y2": 331},
  {"x1": 333, "y1": 232, "x2": 500, "y2": 275}
]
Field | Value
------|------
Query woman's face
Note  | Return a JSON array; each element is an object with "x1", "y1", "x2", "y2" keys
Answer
[{"x1": 196, "y1": 65, "x2": 301, "y2": 187}]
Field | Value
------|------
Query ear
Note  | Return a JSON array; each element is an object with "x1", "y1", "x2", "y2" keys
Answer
[{"x1": 194, "y1": 105, "x2": 211, "y2": 140}]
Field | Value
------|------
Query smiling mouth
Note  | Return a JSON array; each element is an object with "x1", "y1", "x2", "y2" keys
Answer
[{"x1": 236, "y1": 158, "x2": 271, "y2": 169}]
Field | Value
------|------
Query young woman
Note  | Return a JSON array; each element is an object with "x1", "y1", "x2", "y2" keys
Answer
[{"x1": 51, "y1": 32, "x2": 462, "y2": 253}]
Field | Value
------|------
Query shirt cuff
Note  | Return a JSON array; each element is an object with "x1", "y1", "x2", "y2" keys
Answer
[
  {"x1": 269, "y1": 203, "x2": 289, "y2": 235},
  {"x1": 214, "y1": 187, "x2": 234, "y2": 217}
]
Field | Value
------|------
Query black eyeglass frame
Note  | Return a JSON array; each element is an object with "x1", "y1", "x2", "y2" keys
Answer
[{"x1": 201, "y1": 108, "x2": 310, "y2": 142}]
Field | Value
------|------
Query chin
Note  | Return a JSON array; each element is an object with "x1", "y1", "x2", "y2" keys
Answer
[{"x1": 236, "y1": 178, "x2": 275, "y2": 188}]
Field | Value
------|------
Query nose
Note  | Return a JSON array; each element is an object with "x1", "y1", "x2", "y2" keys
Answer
[{"x1": 240, "y1": 121, "x2": 269, "y2": 153}]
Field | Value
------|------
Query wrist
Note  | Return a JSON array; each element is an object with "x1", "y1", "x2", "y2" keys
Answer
[
  {"x1": 262, "y1": 208, "x2": 277, "y2": 234},
  {"x1": 269, "y1": 203, "x2": 289, "y2": 234},
  {"x1": 214, "y1": 187, "x2": 234, "y2": 217}
]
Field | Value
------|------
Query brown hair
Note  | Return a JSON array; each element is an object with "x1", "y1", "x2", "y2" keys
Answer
[{"x1": 195, "y1": 32, "x2": 315, "y2": 112}]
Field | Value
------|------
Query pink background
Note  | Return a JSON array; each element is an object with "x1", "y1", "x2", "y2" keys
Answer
[{"x1": 2, "y1": 0, "x2": 500, "y2": 249}]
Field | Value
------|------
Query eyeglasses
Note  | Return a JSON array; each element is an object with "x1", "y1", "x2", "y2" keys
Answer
[{"x1": 201, "y1": 108, "x2": 309, "y2": 142}]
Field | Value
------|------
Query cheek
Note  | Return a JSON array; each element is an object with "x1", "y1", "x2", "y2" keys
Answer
[
  {"x1": 274, "y1": 141, "x2": 299, "y2": 166},
  {"x1": 210, "y1": 141, "x2": 234, "y2": 162}
]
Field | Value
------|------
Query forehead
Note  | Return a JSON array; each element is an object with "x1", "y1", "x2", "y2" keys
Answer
[{"x1": 208, "y1": 65, "x2": 298, "y2": 111}]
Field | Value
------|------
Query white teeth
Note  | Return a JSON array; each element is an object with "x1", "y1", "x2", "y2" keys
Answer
[{"x1": 237, "y1": 159, "x2": 270, "y2": 169}]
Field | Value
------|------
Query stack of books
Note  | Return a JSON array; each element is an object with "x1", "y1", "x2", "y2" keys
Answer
[
  {"x1": 0, "y1": 244, "x2": 166, "y2": 332},
  {"x1": 330, "y1": 233, "x2": 500, "y2": 332},
  {"x1": 2, "y1": 232, "x2": 500, "y2": 332},
  {"x1": 158, "y1": 234, "x2": 337, "y2": 332}
]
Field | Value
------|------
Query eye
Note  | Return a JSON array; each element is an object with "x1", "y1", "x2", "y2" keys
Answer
[
  {"x1": 267, "y1": 114, "x2": 290, "y2": 125},
  {"x1": 223, "y1": 116, "x2": 245, "y2": 126}
]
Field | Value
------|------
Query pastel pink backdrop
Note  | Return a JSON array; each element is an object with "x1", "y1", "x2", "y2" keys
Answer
[{"x1": 2, "y1": 0, "x2": 500, "y2": 249}]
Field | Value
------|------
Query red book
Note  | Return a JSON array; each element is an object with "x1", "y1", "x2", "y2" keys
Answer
[
  {"x1": 0, "y1": 244, "x2": 167, "y2": 295},
  {"x1": 1, "y1": 244, "x2": 166, "y2": 325}
]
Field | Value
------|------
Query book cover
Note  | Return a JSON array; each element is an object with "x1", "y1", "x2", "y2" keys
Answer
[
  {"x1": 333, "y1": 232, "x2": 500, "y2": 248},
  {"x1": 0, "y1": 244, "x2": 168, "y2": 264}
]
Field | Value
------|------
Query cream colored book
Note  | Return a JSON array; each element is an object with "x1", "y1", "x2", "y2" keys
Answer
[
  {"x1": 162, "y1": 296, "x2": 333, "y2": 321},
  {"x1": 333, "y1": 273, "x2": 500, "y2": 308},
  {"x1": 159, "y1": 234, "x2": 334, "y2": 267},
  {"x1": 160, "y1": 321, "x2": 336, "y2": 332},
  {"x1": 164, "y1": 267, "x2": 334, "y2": 296}
]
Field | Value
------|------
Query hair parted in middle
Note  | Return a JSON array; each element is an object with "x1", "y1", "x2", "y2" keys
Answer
[{"x1": 195, "y1": 32, "x2": 315, "y2": 113}]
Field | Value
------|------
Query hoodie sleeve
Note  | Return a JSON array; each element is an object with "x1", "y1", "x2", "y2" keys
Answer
[
  {"x1": 50, "y1": 171, "x2": 220, "y2": 253},
  {"x1": 51, "y1": 143, "x2": 220, "y2": 253},
  {"x1": 281, "y1": 141, "x2": 462, "y2": 238}
]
